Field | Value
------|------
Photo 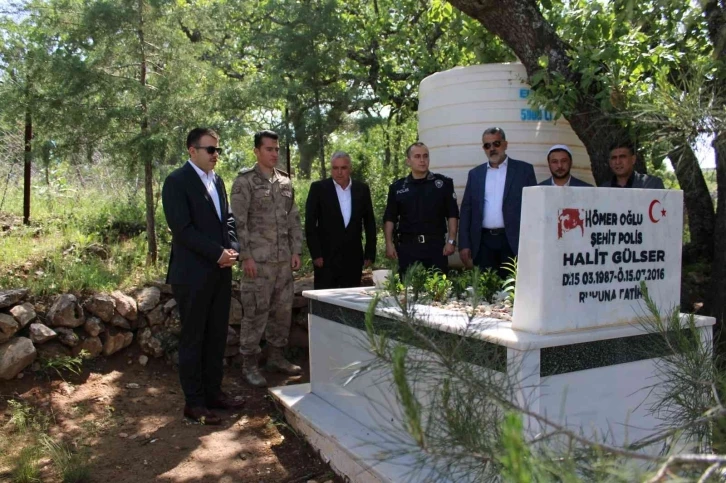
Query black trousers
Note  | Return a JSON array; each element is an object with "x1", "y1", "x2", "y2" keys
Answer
[
  {"x1": 313, "y1": 261, "x2": 363, "y2": 289},
  {"x1": 172, "y1": 268, "x2": 232, "y2": 407},
  {"x1": 474, "y1": 230, "x2": 514, "y2": 279},
  {"x1": 397, "y1": 241, "x2": 448, "y2": 277}
]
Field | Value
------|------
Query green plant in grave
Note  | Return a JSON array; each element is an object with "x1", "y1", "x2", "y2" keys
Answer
[
  {"x1": 406, "y1": 263, "x2": 429, "y2": 301},
  {"x1": 449, "y1": 270, "x2": 469, "y2": 300},
  {"x1": 475, "y1": 268, "x2": 503, "y2": 303},
  {"x1": 424, "y1": 270, "x2": 452, "y2": 302},
  {"x1": 501, "y1": 257, "x2": 517, "y2": 303}
]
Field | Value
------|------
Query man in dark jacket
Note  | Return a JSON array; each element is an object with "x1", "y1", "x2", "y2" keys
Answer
[
  {"x1": 162, "y1": 127, "x2": 244, "y2": 425},
  {"x1": 600, "y1": 141, "x2": 665, "y2": 189},
  {"x1": 305, "y1": 151, "x2": 377, "y2": 289}
]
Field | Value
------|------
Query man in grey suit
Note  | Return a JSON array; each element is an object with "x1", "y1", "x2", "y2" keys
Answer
[
  {"x1": 459, "y1": 127, "x2": 537, "y2": 278},
  {"x1": 538, "y1": 144, "x2": 593, "y2": 187},
  {"x1": 600, "y1": 141, "x2": 665, "y2": 189}
]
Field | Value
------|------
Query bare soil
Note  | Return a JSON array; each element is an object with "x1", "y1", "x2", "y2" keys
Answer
[{"x1": 0, "y1": 346, "x2": 342, "y2": 483}]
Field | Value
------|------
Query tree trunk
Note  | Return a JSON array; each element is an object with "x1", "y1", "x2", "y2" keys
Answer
[
  {"x1": 23, "y1": 106, "x2": 32, "y2": 225},
  {"x1": 710, "y1": 132, "x2": 726, "y2": 340},
  {"x1": 138, "y1": 0, "x2": 157, "y2": 266},
  {"x1": 447, "y1": 0, "x2": 634, "y2": 182},
  {"x1": 668, "y1": 143, "x2": 715, "y2": 262}
]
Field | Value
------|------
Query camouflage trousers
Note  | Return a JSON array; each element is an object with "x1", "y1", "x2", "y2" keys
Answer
[{"x1": 239, "y1": 261, "x2": 293, "y2": 355}]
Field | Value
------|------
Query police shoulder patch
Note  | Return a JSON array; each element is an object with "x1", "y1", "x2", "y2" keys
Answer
[{"x1": 435, "y1": 179, "x2": 444, "y2": 188}]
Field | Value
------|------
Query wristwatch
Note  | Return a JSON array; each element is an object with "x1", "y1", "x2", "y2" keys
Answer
[{"x1": 447, "y1": 239, "x2": 456, "y2": 246}]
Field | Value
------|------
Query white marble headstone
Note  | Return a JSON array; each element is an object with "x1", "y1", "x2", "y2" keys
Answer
[{"x1": 513, "y1": 187, "x2": 683, "y2": 334}]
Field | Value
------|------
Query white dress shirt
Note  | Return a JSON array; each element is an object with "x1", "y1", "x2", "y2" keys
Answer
[
  {"x1": 333, "y1": 179, "x2": 352, "y2": 228},
  {"x1": 551, "y1": 176, "x2": 571, "y2": 186},
  {"x1": 188, "y1": 160, "x2": 221, "y2": 221},
  {"x1": 482, "y1": 157, "x2": 508, "y2": 229}
]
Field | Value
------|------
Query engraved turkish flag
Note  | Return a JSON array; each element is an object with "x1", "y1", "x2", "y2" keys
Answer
[{"x1": 558, "y1": 208, "x2": 585, "y2": 239}]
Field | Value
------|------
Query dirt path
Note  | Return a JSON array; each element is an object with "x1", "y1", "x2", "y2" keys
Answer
[{"x1": 1, "y1": 346, "x2": 341, "y2": 483}]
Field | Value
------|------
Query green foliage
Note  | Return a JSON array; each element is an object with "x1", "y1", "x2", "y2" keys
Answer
[
  {"x1": 501, "y1": 257, "x2": 517, "y2": 303},
  {"x1": 475, "y1": 268, "x2": 503, "y2": 304},
  {"x1": 391, "y1": 345, "x2": 425, "y2": 448},
  {"x1": 497, "y1": 413, "x2": 535, "y2": 483},
  {"x1": 424, "y1": 271, "x2": 452, "y2": 303},
  {"x1": 39, "y1": 435, "x2": 91, "y2": 483},
  {"x1": 37, "y1": 352, "x2": 87, "y2": 379},
  {"x1": 6, "y1": 400, "x2": 50, "y2": 434},
  {"x1": 11, "y1": 444, "x2": 42, "y2": 483}
]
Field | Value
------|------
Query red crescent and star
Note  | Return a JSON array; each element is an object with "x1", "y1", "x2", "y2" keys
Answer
[{"x1": 648, "y1": 199, "x2": 666, "y2": 223}]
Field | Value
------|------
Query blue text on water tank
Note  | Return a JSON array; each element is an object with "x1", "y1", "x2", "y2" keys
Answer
[
  {"x1": 521, "y1": 109, "x2": 554, "y2": 121},
  {"x1": 519, "y1": 89, "x2": 554, "y2": 121}
]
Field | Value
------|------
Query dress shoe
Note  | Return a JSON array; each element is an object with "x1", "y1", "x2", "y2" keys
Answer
[
  {"x1": 183, "y1": 405, "x2": 221, "y2": 425},
  {"x1": 206, "y1": 392, "x2": 245, "y2": 410}
]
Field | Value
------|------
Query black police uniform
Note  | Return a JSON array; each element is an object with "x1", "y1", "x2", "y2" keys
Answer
[{"x1": 383, "y1": 171, "x2": 459, "y2": 275}]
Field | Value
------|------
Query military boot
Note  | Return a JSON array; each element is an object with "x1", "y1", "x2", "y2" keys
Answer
[
  {"x1": 242, "y1": 354, "x2": 267, "y2": 388},
  {"x1": 265, "y1": 346, "x2": 303, "y2": 375}
]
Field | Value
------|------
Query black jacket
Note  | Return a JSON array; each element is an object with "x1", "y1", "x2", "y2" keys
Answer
[
  {"x1": 305, "y1": 178, "x2": 376, "y2": 266},
  {"x1": 162, "y1": 162, "x2": 239, "y2": 284}
]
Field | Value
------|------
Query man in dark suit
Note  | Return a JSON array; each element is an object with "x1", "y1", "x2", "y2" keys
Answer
[
  {"x1": 459, "y1": 127, "x2": 537, "y2": 278},
  {"x1": 162, "y1": 127, "x2": 244, "y2": 425},
  {"x1": 600, "y1": 140, "x2": 665, "y2": 189},
  {"x1": 305, "y1": 151, "x2": 376, "y2": 289},
  {"x1": 538, "y1": 144, "x2": 593, "y2": 187}
]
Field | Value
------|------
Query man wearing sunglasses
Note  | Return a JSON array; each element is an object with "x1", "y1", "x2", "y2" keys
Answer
[
  {"x1": 162, "y1": 128, "x2": 245, "y2": 425},
  {"x1": 459, "y1": 127, "x2": 537, "y2": 278},
  {"x1": 231, "y1": 130, "x2": 304, "y2": 388}
]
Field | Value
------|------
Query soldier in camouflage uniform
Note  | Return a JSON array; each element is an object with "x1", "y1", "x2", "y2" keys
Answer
[{"x1": 230, "y1": 130, "x2": 304, "y2": 387}]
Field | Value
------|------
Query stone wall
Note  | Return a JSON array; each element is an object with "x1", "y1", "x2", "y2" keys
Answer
[{"x1": 0, "y1": 282, "x2": 248, "y2": 380}]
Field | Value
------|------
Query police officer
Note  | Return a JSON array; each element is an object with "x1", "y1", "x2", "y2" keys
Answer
[
  {"x1": 384, "y1": 142, "x2": 459, "y2": 275},
  {"x1": 230, "y1": 130, "x2": 303, "y2": 388}
]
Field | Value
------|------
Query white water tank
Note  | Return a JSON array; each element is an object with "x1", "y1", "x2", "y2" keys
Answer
[{"x1": 418, "y1": 63, "x2": 594, "y2": 195}]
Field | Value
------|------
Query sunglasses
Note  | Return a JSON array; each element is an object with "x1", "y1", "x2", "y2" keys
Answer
[
  {"x1": 195, "y1": 145, "x2": 224, "y2": 155},
  {"x1": 483, "y1": 140, "x2": 503, "y2": 150}
]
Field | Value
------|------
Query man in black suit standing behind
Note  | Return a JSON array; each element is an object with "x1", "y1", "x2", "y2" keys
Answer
[
  {"x1": 305, "y1": 151, "x2": 376, "y2": 289},
  {"x1": 162, "y1": 127, "x2": 245, "y2": 424}
]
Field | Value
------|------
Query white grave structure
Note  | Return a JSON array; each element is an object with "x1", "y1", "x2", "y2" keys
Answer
[{"x1": 270, "y1": 188, "x2": 714, "y2": 483}]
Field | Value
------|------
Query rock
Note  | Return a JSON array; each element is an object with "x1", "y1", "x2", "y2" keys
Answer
[
  {"x1": 0, "y1": 313, "x2": 19, "y2": 343},
  {"x1": 122, "y1": 331, "x2": 133, "y2": 349},
  {"x1": 35, "y1": 341, "x2": 71, "y2": 359},
  {"x1": 0, "y1": 289, "x2": 29, "y2": 309},
  {"x1": 134, "y1": 313, "x2": 148, "y2": 330},
  {"x1": 55, "y1": 327, "x2": 80, "y2": 347},
  {"x1": 29, "y1": 323, "x2": 57, "y2": 344},
  {"x1": 162, "y1": 298, "x2": 177, "y2": 314},
  {"x1": 147, "y1": 305, "x2": 165, "y2": 327},
  {"x1": 138, "y1": 355, "x2": 149, "y2": 366},
  {"x1": 138, "y1": 328, "x2": 164, "y2": 358},
  {"x1": 110, "y1": 291, "x2": 138, "y2": 321},
  {"x1": 10, "y1": 303, "x2": 36, "y2": 328},
  {"x1": 126, "y1": 382, "x2": 140, "y2": 389},
  {"x1": 118, "y1": 432, "x2": 129, "y2": 438},
  {"x1": 48, "y1": 294, "x2": 85, "y2": 328},
  {"x1": 84, "y1": 317, "x2": 105, "y2": 337},
  {"x1": 73, "y1": 336, "x2": 102, "y2": 359},
  {"x1": 102, "y1": 329, "x2": 128, "y2": 356},
  {"x1": 229, "y1": 297, "x2": 242, "y2": 326},
  {"x1": 226, "y1": 326, "x2": 238, "y2": 346},
  {"x1": 148, "y1": 280, "x2": 173, "y2": 295},
  {"x1": 109, "y1": 313, "x2": 131, "y2": 330},
  {"x1": 84, "y1": 294, "x2": 116, "y2": 322},
  {"x1": 136, "y1": 287, "x2": 161, "y2": 313},
  {"x1": 165, "y1": 307, "x2": 181, "y2": 336},
  {"x1": 0, "y1": 338, "x2": 36, "y2": 379}
]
